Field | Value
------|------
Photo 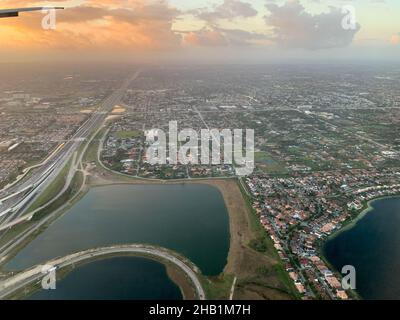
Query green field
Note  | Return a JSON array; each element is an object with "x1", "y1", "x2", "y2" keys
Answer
[{"x1": 255, "y1": 151, "x2": 288, "y2": 174}]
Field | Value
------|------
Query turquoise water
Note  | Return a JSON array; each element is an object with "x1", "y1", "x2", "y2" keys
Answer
[
  {"x1": 323, "y1": 197, "x2": 400, "y2": 300},
  {"x1": 6, "y1": 184, "x2": 230, "y2": 276},
  {"x1": 27, "y1": 256, "x2": 182, "y2": 300}
]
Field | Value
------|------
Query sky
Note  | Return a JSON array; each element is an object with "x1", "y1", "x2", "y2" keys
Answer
[{"x1": 0, "y1": 0, "x2": 399, "y2": 63}]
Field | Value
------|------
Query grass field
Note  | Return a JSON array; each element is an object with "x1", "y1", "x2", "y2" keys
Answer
[
  {"x1": 26, "y1": 158, "x2": 72, "y2": 213},
  {"x1": 236, "y1": 179, "x2": 300, "y2": 299},
  {"x1": 255, "y1": 151, "x2": 288, "y2": 174}
]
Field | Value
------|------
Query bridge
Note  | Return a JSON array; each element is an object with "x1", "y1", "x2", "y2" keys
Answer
[{"x1": 0, "y1": 244, "x2": 206, "y2": 300}]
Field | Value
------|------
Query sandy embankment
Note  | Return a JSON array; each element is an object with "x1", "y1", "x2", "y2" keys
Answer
[{"x1": 89, "y1": 170, "x2": 253, "y2": 278}]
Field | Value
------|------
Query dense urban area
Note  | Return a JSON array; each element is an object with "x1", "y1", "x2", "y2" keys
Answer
[{"x1": 1, "y1": 64, "x2": 399, "y2": 299}]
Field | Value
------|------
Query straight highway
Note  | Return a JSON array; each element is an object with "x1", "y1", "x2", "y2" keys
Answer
[{"x1": 0, "y1": 71, "x2": 141, "y2": 255}]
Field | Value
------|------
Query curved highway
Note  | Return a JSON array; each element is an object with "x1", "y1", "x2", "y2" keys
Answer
[{"x1": 0, "y1": 244, "x2": 206, "y2": 300}]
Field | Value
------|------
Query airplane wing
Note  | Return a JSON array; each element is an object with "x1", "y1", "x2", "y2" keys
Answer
[{"x1": 0, "y1": 7, "x2": 64, "y2": 18}]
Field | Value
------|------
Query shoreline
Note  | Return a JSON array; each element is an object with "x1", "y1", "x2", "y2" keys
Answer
[
  {"x1": 88, "y1": 170, "x2": 294, "y2": 299},
  {"x1": 88, "y1": 175, "x2": 245, "y2": 277},
  {"x1": 6, "y1": 249, "x2": 200, "y2": 300},
  {"x1": 324, "y1": 193, "x2": 400, "y2": 243},
  {"x1": 1, "y1": 127, "x2": 242, "y2": 300},
  {"x1": 319, "y1": 193, "x2": 400, "y2": 300},
  {"x1": 1, "y1": 124, "x2": 295, "y2": 300},
  {"x1": 91, "y1": 125, "x2": 248, "y2": 280},
  {"x1": 1, "y1": 177, "x2": 235, "y2": 300}
]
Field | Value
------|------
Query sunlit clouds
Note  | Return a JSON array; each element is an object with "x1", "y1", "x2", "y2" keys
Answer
[
  {"x1": 0, "y1": 0, "x2": 399, "y2": 62},
  {"x1": 391, "y1": 33, "x2": 400, "y2": 46},
  {"x1": 1, "y1": 0, "x2": 181, "y2": 50}
]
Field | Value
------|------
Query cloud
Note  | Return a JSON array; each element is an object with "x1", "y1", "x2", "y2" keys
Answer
[
  {"x1": 391, "y1": 33, "x2": 400, "y2": 45},
  {"x1": 184, "y1": 29, "x2": 228, "y2": 47},
  {"x1": 193, "y1": 0, "x2": 257, "y2": 23},
  {"x1": 183, "y1": 27, "x2": 271, "y2": 47},
  {"x1": 265, "y1": 0, "x2": 361, "y2": 50},
  {"x1": 0, "y1": 0, "x2": 182, "y2": 51},
  {"x1": 2, "y1": 0, "x2": 394, "y2": 62},
  {"x1": 184, "y1": 0, "x2": 263, "y2": 47}
]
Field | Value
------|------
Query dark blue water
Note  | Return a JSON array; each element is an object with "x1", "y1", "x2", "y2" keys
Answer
[
  {"x1": 27, "y1": 256, "x2": 182, "y2": 300},
  {"x1": 323, "y1": 197, "x2": 400, "y2": 300},
  {"x1": 6, "y1": 184, "x2": 230, "y2": 276}
]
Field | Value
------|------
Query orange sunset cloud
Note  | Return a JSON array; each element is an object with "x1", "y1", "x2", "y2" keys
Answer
[
  {"x1": 0, "y1": 0, "x2": 182, "y2": 51},
  {"x1": 1, "y1": 0, "x2": 398, "y2": 62}
]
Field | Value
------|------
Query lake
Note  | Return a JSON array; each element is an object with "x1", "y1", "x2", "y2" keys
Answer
[
  {"x1": 5, "y1": 183, "x2": 230, "y2": 299},
  {"x1": 323, "y1": 197, "x2": 400, "y2": 300},
  {"x1": 28, "y1": 256, "x2": 182, "y2": 300}
]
